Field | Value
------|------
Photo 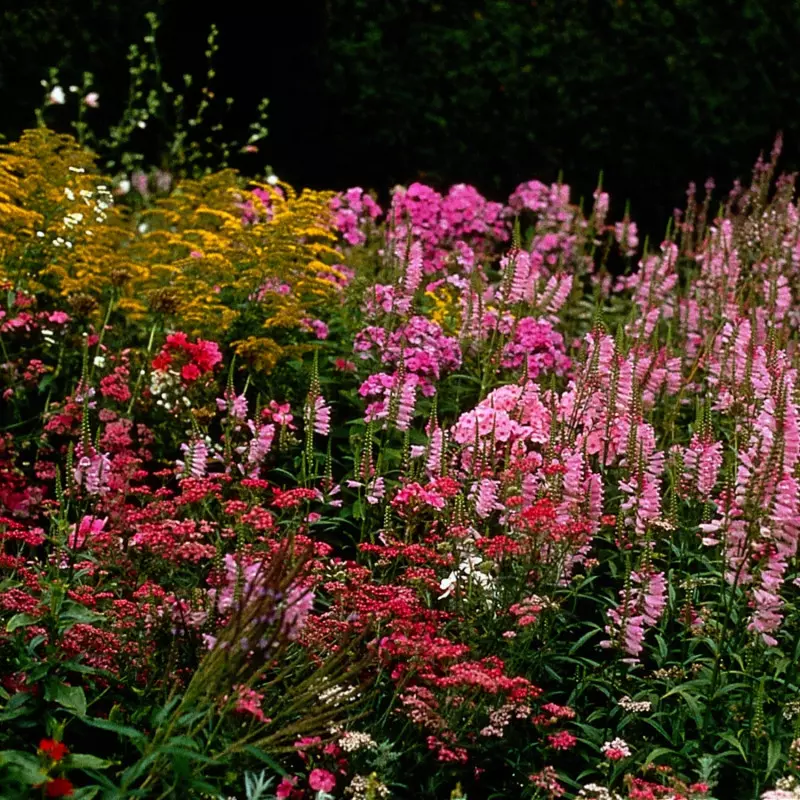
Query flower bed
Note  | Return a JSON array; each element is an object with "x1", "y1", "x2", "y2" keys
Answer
[{"x1": 1, "y1": 130, "x2": 799, "y2": 800}]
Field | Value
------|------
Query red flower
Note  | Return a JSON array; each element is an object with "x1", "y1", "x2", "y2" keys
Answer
[
  {"x1": 151, "y1": 351, "x2": 171, "y2": 371},
  {"x1": 164, "y1": 332, "x2": 189, "y2": 350},
  {"x1": 39, "y1": 739, "x2": 68, "y2": 762},
  {"x1": 181, "y1": 363, "x2": 201, "y2": 383},
  {"x1": 45, "y1": 778, "x2": 74, "y2": 797}
]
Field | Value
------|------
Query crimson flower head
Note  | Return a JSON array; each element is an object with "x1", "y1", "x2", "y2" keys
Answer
[
  {"x1": 151, "y1": 351, "x2": 171, "y2": 371},
  {"x1": 45, "y1": 777, "x2": 74, "y2": 797},
  {"x1": 180, "y1": 363, "x2": 201, "y2": 383},
  {"x1": 39, "y1": 739, "x2": 68, "y2": 762}
]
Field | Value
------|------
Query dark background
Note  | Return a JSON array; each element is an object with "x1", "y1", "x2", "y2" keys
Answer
[{"x1": 2, "y1": 0, "x2": 800, "y2": 234}]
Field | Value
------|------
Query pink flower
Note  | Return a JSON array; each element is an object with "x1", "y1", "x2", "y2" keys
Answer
[
  {"x1": 83, "y1": 92, "x2": 99, "y2": 108},
  {"x1": 232, "y1": 685, "x2": 269, "y2": 723},
  {"x1": 546, "y1": 731, "x2": 577, "y2": 750},
  {"x1": 68, "y1": 516, "x2": 107, "y2": 549},
  {"x1": 312, "y1": 395, "x2": 331, "y2": 436},
  {"x1": 308, "y1": 768, "x2": 336, "y2": 793},
  {"x1": 276, "y1": 777, "x2": 298, "y2": 799},
  {"x1": 601, "y1": 738, "x2": 632, "y2": 760}
]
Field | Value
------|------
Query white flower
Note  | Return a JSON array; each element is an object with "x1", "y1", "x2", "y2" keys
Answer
[
  {"x1": 137, "y1": 120, "x2": 147, "y2": 129},
  {"x1": 117, "y1": 179, "x2": 131, "y2": 195},
  {"x1": 438, "y1": 572, "x2": 458, "y2": 599},
  {"x1": 93, "y1": 356, "x2": 106, "y2": 368},
  {"x1": 138, "y1": 223, "x2": 149, "y2": 234},
  {"x1": 617, "y1": 696, "x2": 652, "y2": 713},
  {"x1": 83, "y1": 92, "x2": 100, "y2": 108},
  {"x1": 48, "y1": 86, "x2": 66, "y2": 105},
  {"x1": 267, "y1": 174, "x2": 279, "y2": 186},
  {"x1": 69, "y1": 85, "x2": 79, "y2": 93}
]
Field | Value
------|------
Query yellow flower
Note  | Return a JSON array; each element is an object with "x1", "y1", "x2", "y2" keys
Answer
[{"x1": 0, "y1": 129, "x2": 342, "y2": 372}]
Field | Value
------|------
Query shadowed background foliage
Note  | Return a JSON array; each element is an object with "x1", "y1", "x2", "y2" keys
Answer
[{"x1": 3, "y1": 0, "x2": 800, "y2": 233}]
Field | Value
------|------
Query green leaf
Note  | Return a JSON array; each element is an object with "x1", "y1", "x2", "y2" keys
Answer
[
  {"x1": 654, "y1": 633, "x2": 668, "y2": 662},
  {"x1": 6, "y1": 613, "x2": 39, "y2": 632},
  {"x1": 64, "y1": 753, "x2": 112, "y2": 771},
  {"x1": 156, "y1": 745, "x2": 217, "y2": 764},
  {"x1": 766, "y1": 737, "x2": 782, "y2": 778},
  {"x1": 61, "y1": 604, "x2": 105, "y2": 625},
  {"x1": 662, "y1": 687, "x2": 704, "y2": 728},
  {"x1": 46, "y1": 680, "x2": 87, "y2": 717},
  {"x1": 641, "y1": 746, "x2": 677, "y2": 769},
  {"x1": 719, "y1": 732, "x2": 747, "y2": 762},
  {"x1": 244, "y1": 745, "x2": 288, "y2": 776},
  {"x1": 0, "y1": 750, "x2": 48, "y2": 784},
  {"x1": 84, "y1": 716, "x2": 146, "y2": 743},
  {"x1": 568, "y1": 626, "x2": 604, "y2": 655}
]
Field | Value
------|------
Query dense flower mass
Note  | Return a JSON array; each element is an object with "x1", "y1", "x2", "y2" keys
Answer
[{"x1": 0, "y1": 128, "x2": 799, "y2": 799}]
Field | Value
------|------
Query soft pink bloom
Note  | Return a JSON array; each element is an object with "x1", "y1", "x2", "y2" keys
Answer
[{"x1": 308, "y1": 768, "x2": 336, "y2": 793}]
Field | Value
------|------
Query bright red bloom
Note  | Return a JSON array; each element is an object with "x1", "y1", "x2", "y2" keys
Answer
[
  {"x1": 39, "y1": 739, "x2": 69, "y2": 761},
  {"x1": 334, "y1": 358, "x2": 356, "y2": 372},
  {"x1": 151, "y1": 351, "x2": 172, "y2": 371},
  {"x1": 164, "y1": 332, "x2": 189, "y2": 350},
  {"x1": 181, "y1": 363, "x2": 201, "y2": 383},
  {"x1": 45, "y1": 778, "x2": 74, "y2": 797}
]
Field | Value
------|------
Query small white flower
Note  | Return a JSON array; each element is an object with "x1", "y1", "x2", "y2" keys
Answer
[
  {"x1": 69, "y1": 85, "x2": 79, "y2": 93},
  {"x1": 138, "y1": 222, "x2": 149, "y2": 234},
  {"x1": 137, "y1": 120, "x2": 147, "y2": 129},
  {"x1": 48, "y1": 86, "x2": 66, "y2": 105},
  {"x1": 64, "y1": 187, "x2": 75, "y2": 201},
  {"x1": 83, "y1": 92, "x2": 99, "y2": 108},
  {"x1": 93, "y1": 356, "x2": 106, "y2": 368},
  {"x1": 267, "y1": 174, "x2": 279, "y2": 186},
  {"x1": 36, "y1": 231, "x2": 45, "y2": 238},
  {"x1": 438, "y1": 572, "x2": 458, "y2": 599},
  {"x1": 618, "y1": 696, "x2": 651, "y2": 713}
]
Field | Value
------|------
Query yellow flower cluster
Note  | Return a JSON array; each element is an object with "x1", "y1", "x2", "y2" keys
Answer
[{"x1": 0, "y1": 129, "x2": 342, "y2": 370}]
